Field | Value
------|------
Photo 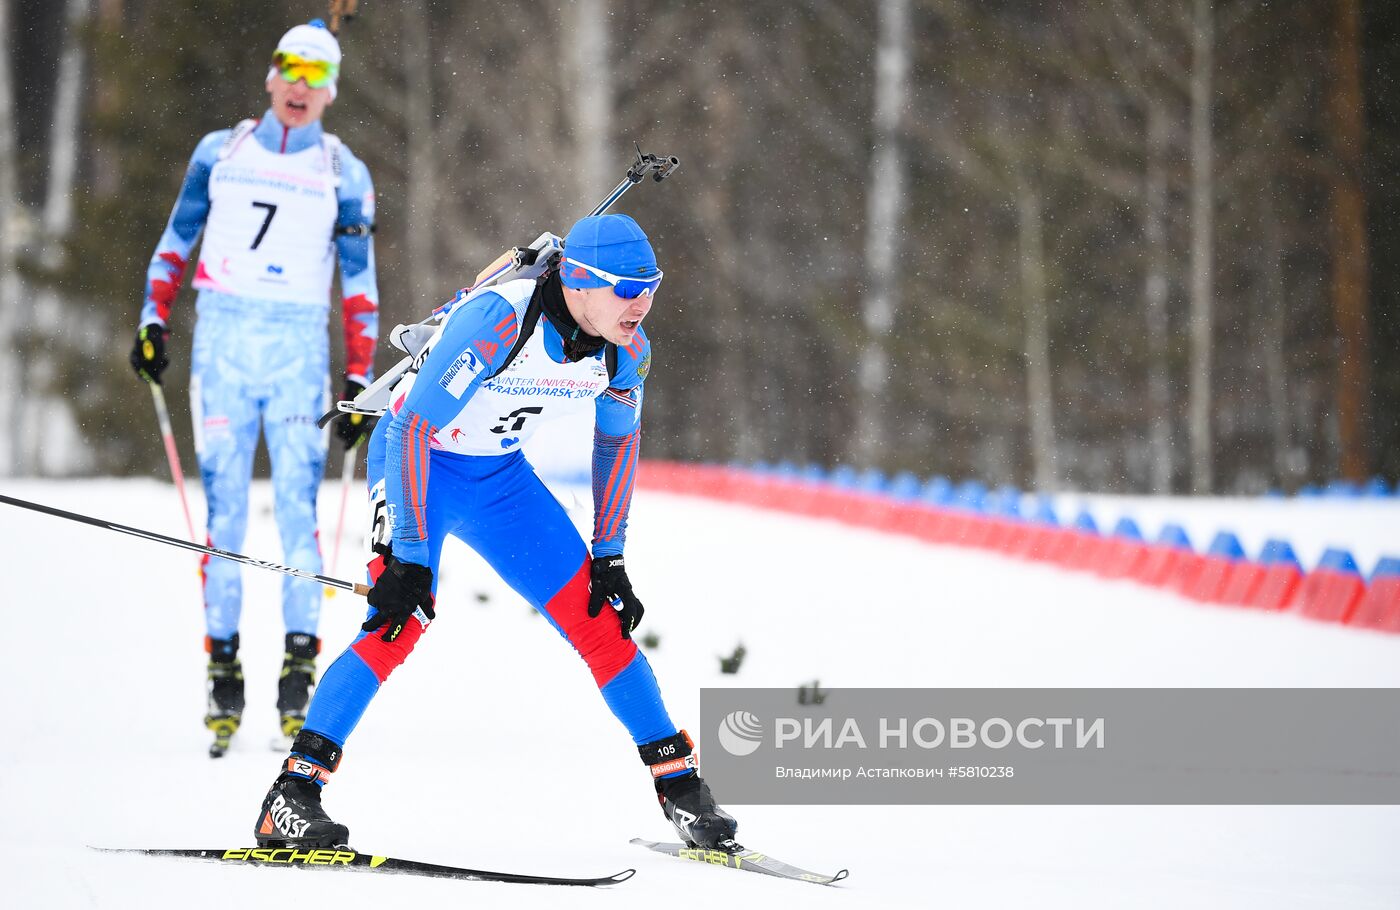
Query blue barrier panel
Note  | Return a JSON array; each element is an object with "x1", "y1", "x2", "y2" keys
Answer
[
  {"x1": 800, "y1": 464, "x2": 826, "y2": 483},
  {"x1": 1259, "y1": 538, "x2": 1302, "y2": 568},
  {"x1": 889, "y1": 471, "x2": 922, "y2": 500},
  {"x1": 773, "y1": 461, "x2": 799, "y2": 478},
  {"x1": 1111, "y1": 516, "x2": 1144, "y2": 541},
  {"x1": 1030, "y1": 497, "x2": 1059, "y2": 526},
  {"x1": 1371, "y1": 556, "x2": 1400, "y2": 581},
  {"x1": 989, "y1": 486, "x2": 1023, "y2": 519},
  {"x1": 856, "y1": 468, "x2": 887, "y2": 493},
  {"x1": 1072, "y1": 510, "x2": 1099, "y2": 534},
  {"x1": 1157, "y1": 523, "x2": 1193, "y2": 551},
  {"x1": 955, "y1": 480, "x2": 988, "y2": 511},
  {"x1": 922, "y1": 476, "x2": 955, "y2": 506},
  {"x1": 1363, "y1": 477, "x2": 1392, "y2": 497},
  {"x1": 1297, "y1": 485, "x2": 1321, "y2": 498},
  {"x1": 1206, "y1": 531, "x2": 1246, "y2": 561},
  {"x1": 1325, "y1": 480, "x2": 1362, "y2": 498},
  {"x1": 829, "y1": 465, "x2": 859, "y2": 488},
  {"x1": 1317, "y1": 548, "x2": 1361, "y2": 576}
]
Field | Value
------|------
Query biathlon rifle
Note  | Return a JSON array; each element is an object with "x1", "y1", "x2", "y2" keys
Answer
[{"x1": 316, "y1": 146, "x2": 680, "y2": 427}]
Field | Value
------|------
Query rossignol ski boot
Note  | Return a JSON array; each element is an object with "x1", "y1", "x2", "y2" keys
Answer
[
  {"x1": 276, "y1": 633, "x2": 320, "y2": 738},
  {"x1": 642, "y1": 731, "x2": 739, "y2": 850},
  {"x1": 254, "y1": 731, "x2": 350, "y2": 848},
  {"x1": 205, "y1": 635, "x2": 245, "y2": 758}
]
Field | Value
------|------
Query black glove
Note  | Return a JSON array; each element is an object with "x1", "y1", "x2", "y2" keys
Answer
[
  {"x1": 363, "y1": 554, "x2": 436, "y2": 643},
  {"x1": 335, "y1": 378, "x2": 375, "y2": 450},
  {"x1": 129, "y1": 324, "x2": 169, "y2": 384},
  {"x1": 587, "y1": 555, "x2": 645, "y2": 639}
]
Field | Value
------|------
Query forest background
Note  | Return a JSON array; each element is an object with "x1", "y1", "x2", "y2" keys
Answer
[{"x1": 0, "y1": 0, "x2": 1395, "y2": 496}]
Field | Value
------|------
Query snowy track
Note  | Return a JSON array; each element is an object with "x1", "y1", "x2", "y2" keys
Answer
[{"x1": 2, "y1": 480, "x2": 1399, "y2": 908}]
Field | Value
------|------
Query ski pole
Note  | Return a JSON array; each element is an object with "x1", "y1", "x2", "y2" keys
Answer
[
  {"x1": 323, "y1": 442, "x2": 360, "y2": 599},
  {"x1": 147, "y1": 382, "x2": 198, "y2": 542},
  {"x1": 0, "y1": 492, "x2": 370, "y2": 597}
]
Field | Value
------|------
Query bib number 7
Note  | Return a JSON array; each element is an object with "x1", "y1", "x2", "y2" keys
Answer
[{"x1": 250, "y1": 201, "x2": 278, "y2": 250}]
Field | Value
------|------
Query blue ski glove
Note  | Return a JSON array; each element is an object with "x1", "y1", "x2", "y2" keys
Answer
[
  {"x1": 364, "y1": 554, "x2": 435, "y2": 643},
  {"x1": 587, "y1": 555, "x2": 644, "y2": 639}
]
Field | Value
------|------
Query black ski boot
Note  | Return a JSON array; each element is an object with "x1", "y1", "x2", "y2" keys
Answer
[
  {"x1": 255, "y1": 731, "x2": 349, "y2": 847},
  {"x1": 642, "y1": 731, "x2": 738, "y2": 850},
  {"x1": 205, "y1": 635, "x2": 244, "y2": 758},
  {"x1": 275, "y1": 633, "x2": 320, "y2": 738}
]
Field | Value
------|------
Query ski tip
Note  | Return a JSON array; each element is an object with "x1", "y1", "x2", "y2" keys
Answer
[
  {"x1": 830, "y1": 869, "x2": 850, "y2": 883},
  {"x1": 609, "y1": 868, "x2": 637, "y2": 884}
]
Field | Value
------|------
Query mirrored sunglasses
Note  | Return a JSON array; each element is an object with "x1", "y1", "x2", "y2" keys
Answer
[{"x1": 563, "y1": 257, "x2": 663, "y2": 299}]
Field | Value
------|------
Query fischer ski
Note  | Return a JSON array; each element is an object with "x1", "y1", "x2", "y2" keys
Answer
[
  {"x1": 630, "y1": 838, "x2": 847, "y2": 886},
  {"x1": 92, "y1": 846, "x2": 635, "y2": 887}
]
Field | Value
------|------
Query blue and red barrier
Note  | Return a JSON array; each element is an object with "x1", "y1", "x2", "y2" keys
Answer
[{"x1": 634, "y1": 461, "x2": 1400, "y2": 636}]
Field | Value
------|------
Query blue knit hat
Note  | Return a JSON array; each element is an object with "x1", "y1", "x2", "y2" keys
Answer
[{"x1": 560, "y1": 214, "x2": 659, "y2": 289}]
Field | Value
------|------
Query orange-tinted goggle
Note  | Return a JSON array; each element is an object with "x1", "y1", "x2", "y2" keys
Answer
[{"x1": 272, "y1": 51, "x2": 338, "y2": 89}]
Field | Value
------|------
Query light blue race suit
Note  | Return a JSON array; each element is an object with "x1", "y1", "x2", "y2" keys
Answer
[{"x1": 139, "y1": 112, "x2": 379, "y2": 641}]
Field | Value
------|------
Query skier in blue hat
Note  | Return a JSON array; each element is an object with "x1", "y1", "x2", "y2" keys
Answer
[{"x1": 253, "y1": 213, "x2": 739, "y2": 852}]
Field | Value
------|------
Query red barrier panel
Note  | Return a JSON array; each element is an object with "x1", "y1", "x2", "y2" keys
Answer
[
  {"x1": 1350, "y1": 578, "x2": 1400, "y2": 633},
  {"x1": 1019, "y1": 526, "x2": 1069, "y2": 562},
  {"x1": 1216, "y1": 562, "x2": 1267, "y2": 606},
  {"x1": 1293, "y1": 569, "x2": 1366, "y2": 624},
  {"x1": 959, "y1": 514, "x2": 998, "y2": 549},
  {"x1": 1065, "y1": 533, "x2": 1114, "y2": 572},
  {"x1": 981, "y1": 518, "x2": 1021, "y2": 553},
  {"x1": 1246, "y1": 564, "x2": 1303, "y2": 610},
  {"x1": 1095, "y1": 539, "x2": 1148, "y2": 580},
  {"x1": 1132, "y1": 546, "x2": 1187, "y2": 587},
  {"x1": 992, "y1": 521, "x2": 1031, "y2": 554},
  {"x1": 1182, "y1": 556, "x2": 1236, "y2": 603}
]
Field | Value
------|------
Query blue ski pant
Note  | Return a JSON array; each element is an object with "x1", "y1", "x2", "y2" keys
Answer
[
  {"x1": 301, "y1": 417, "x2": 677, "y2": 757},
  {"x1": 190, "y1": 291, "x2": 330, "y2": 641}
]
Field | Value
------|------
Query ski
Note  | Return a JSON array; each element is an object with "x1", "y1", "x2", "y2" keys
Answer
[
  {"x1": 92, "y1": 846, "x2": 635, "y2": 887},
  {"x1": 630, "y1": 837, "x2": 847, "y2": 885}
]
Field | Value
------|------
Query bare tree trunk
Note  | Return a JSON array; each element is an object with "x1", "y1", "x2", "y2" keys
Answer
[
  {"x1": 91, "y1": 0, "x2": 124, "y2": 201},
  {"x1": 566, "y1": 0, "x2": 612, "y2": 210},
  {"x1": 1328, "y1": 0, "x2": 1372, "y2": 481},
  {"x1": 1187, "y1": 0, "x2": 1215, "y2": 493},
  {"x1": 1016, "y1": 184, "x2": 1057, "y2": 490},
  {"x1": 854, "y1": 0, "x2": 909, "y2": 467},
  {"x1": 1259, "y1": 184, "x2": 1294, "y2": 487},
  {"x1": 20, "y1": 0, "x2": 92, "y2": 476},
  {"x1": 0, "y1": 0, "x2": 23, "y2": 475},
  {"x1": 1143, "y1": 97, "x2": 1173, "y2": 494},
  {"x1": 42, "y1": 0, "x2": 87, "y2": 259},
  {"x1": 402, "y1": 0, "x2": 440, "y2": 307}
]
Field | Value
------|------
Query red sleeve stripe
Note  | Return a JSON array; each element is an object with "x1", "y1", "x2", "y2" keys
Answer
[
  {"x1": 404, "y1": 413, "x2": 436, "y2": 540},
  {"x1": 595, "y1": 430, "x2": 640, "y2": 542},
  {"x1": 494, "y1": 312, "x2": 519, "y2": 346}
]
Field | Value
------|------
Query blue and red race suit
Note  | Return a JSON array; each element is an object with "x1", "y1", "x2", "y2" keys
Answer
[{"x1": 301, "y1": 273, "x2": 678, "y2": 754}]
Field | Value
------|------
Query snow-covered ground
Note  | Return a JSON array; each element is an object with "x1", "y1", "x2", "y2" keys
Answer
[{"x1": 2, "y1": 478, "x2": 1399, "y2": 909}]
